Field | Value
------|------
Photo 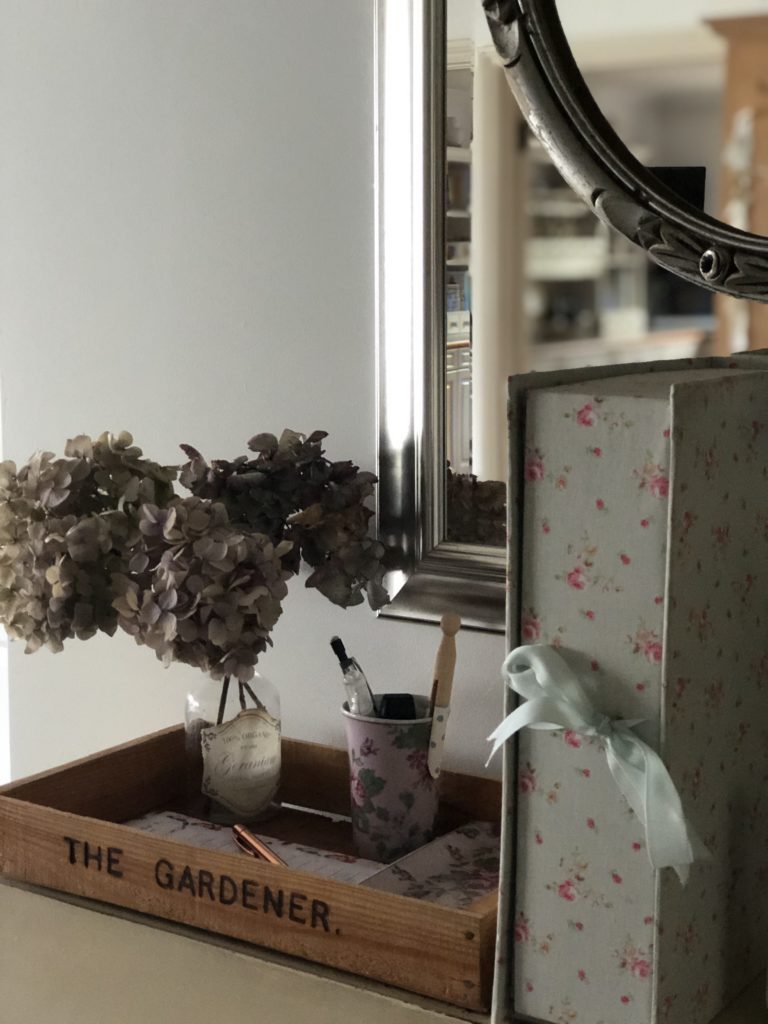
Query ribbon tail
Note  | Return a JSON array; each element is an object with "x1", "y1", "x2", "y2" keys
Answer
[{"x1": 605, "y1": 731, "x2": 695, "y2": 883}]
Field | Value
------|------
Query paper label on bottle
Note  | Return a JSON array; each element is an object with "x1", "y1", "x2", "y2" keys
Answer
[{"x1": 200, "y1": 708, "x2": 280, "y2": 818}]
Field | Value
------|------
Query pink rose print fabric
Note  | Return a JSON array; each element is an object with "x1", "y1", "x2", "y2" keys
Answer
[{"x1": 507, "y1": 365, "x2": 768, "y2": 1024}]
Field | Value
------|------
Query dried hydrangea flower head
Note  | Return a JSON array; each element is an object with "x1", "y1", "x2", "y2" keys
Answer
[
  {"x1": 0, "y1": 427, "x2": 388, "y2": 680},
  {"x1": 0, "y1": 432, "x2": 176, "y2": 654},
  {"x1": 180, "y1": 428, "x2": 391, "y2": 610},
  {"x1": 113, "y1": 496, "x2": 292, "y2": 681}
]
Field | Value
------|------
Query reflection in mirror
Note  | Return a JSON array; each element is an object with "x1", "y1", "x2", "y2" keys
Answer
[
  {"x1": 377, "y1": 0, "x2": 507, "y2": 631},
  {"x1": 444, "y1": 2, "x2": 523, "y2": 548},
  {"x1": 528, "y1": 6, "x2": 725, "y2": 371},
  {"x1": 534, "y1": 2, "x2": 768, "y2": 354},
  {"x1": 448, "y1": 2, "x2": 768, "y2": 550},
  {"x1": 380, "y1": 1, "x2": 768, "y2": 628}
]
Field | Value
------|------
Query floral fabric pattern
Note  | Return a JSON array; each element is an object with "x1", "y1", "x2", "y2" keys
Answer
[
  {"x1": 344, "y1": 715, "x2": 438, "y2": 862},
  {"x1": 363, "y1": 821, "x2": 500, "y2": 908},
  {"x1": 510, "y1": 367, "x2": 768, "y2": 1024}
]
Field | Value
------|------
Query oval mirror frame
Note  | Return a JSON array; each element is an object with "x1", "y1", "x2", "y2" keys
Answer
[{"x1": 484, "y1": 0, "x2": 768, "y2": 301}]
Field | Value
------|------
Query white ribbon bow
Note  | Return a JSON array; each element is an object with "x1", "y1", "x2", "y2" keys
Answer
[{"x1": 488, "y1": 644, "x2": 700, "y2": 884}]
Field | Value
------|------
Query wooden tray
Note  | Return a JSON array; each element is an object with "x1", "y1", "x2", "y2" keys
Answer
[{"x1": 0, "y1": 726, "x2": 500, "y2": 1011}]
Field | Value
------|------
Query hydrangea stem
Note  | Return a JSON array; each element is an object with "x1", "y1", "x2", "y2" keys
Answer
[
  {"x1": 216, "y1": 675, "x2": 230, "y2": 726},
  {"x1": 242, "y1": 680, "x2": 267, "y2": 713}
]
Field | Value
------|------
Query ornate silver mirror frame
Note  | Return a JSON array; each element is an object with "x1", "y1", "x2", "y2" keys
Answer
[
  {"x1": 483, "y1": 0, "x2": 768, "y2": 300},
  {"x1": 377, "y1": 0, "x2": 768, "y2": 635},
  {"x1": 376, "y1": 0, "x2": 506, "y2": 633}
]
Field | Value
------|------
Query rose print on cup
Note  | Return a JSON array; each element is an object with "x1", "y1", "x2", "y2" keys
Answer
[
  {"x1": 350, "y1": 773, "x2": 368, "y2": 806},
  {"x1": 563, "y1": 730, "x2": 582, "y2": 749},
  {"x1": 406, "y1": 747, "x2": 430, "y2": 784}
]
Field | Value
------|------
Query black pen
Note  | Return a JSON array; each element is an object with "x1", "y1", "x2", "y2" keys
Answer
[{"x1": 330, "y1": 637, "x2": 378, "y2": 716}]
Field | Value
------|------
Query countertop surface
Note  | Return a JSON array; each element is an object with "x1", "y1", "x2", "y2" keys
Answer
[{"x1": 0, "y1": 878, "x2": 765, "y2": 1023}]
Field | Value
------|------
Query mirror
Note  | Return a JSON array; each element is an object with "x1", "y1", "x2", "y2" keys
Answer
[
  {"x1": 485, "y1": 2, "x2": 768, "y2": 303},
  {"x1": 378, "y1": 0, "x2": 768, "y2": 633},
  {"x1": 377, "y1": 0, "x2": 506, "y2": 633}
]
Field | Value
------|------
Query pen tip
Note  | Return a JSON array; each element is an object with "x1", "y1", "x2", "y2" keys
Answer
[{"x1": 330, "y1": 635, "x2": 347, "y2": 662}]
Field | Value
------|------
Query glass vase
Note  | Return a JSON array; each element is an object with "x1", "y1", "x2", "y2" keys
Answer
[{"x1": 184, "y1": 672, "x2": 281, "y2": 824}]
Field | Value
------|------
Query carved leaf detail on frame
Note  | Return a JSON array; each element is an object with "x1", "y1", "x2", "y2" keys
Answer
[{"x1": 725, "y1": 252, "x2": 768, "y2": 298}]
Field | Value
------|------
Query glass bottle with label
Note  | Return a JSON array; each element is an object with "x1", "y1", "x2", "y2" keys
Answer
[{"x1": 184, "y1": 672, "x2": 281, "y2": 824}]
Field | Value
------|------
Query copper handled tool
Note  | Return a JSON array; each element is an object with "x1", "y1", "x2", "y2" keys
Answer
[{"x1": 232, "y1": 824, "x2": 287, "y2": 867}]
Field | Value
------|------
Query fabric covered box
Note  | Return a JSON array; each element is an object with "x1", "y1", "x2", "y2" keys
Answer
[{"x1": 493, "y1": 357, "x2": 768, "y2": 1024}]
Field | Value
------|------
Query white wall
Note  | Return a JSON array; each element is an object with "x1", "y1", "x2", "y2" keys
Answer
[{"x1": 0, "y1": 1, "x2": 506, "y2": 780}]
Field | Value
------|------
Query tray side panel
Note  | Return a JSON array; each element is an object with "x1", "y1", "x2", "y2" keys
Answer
[
  {"x1": 0, "y1": 798, "x2": 488, "y2": 1010},
  {"x1": 0, "y1": 726, "x2": 184, "y2": 821},
  {"x1": 280, "y1": 738, "x2": 501, "y2": 823}
]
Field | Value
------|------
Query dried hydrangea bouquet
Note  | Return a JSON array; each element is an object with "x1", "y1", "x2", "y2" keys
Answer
[{"x1": 0, "y1": 429, "x2": 389, "y2": 822}]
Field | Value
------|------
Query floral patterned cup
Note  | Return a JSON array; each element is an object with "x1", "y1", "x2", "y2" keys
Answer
[{"x1": 342, "y1": 695, "x2": 440, "y2": 862}]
